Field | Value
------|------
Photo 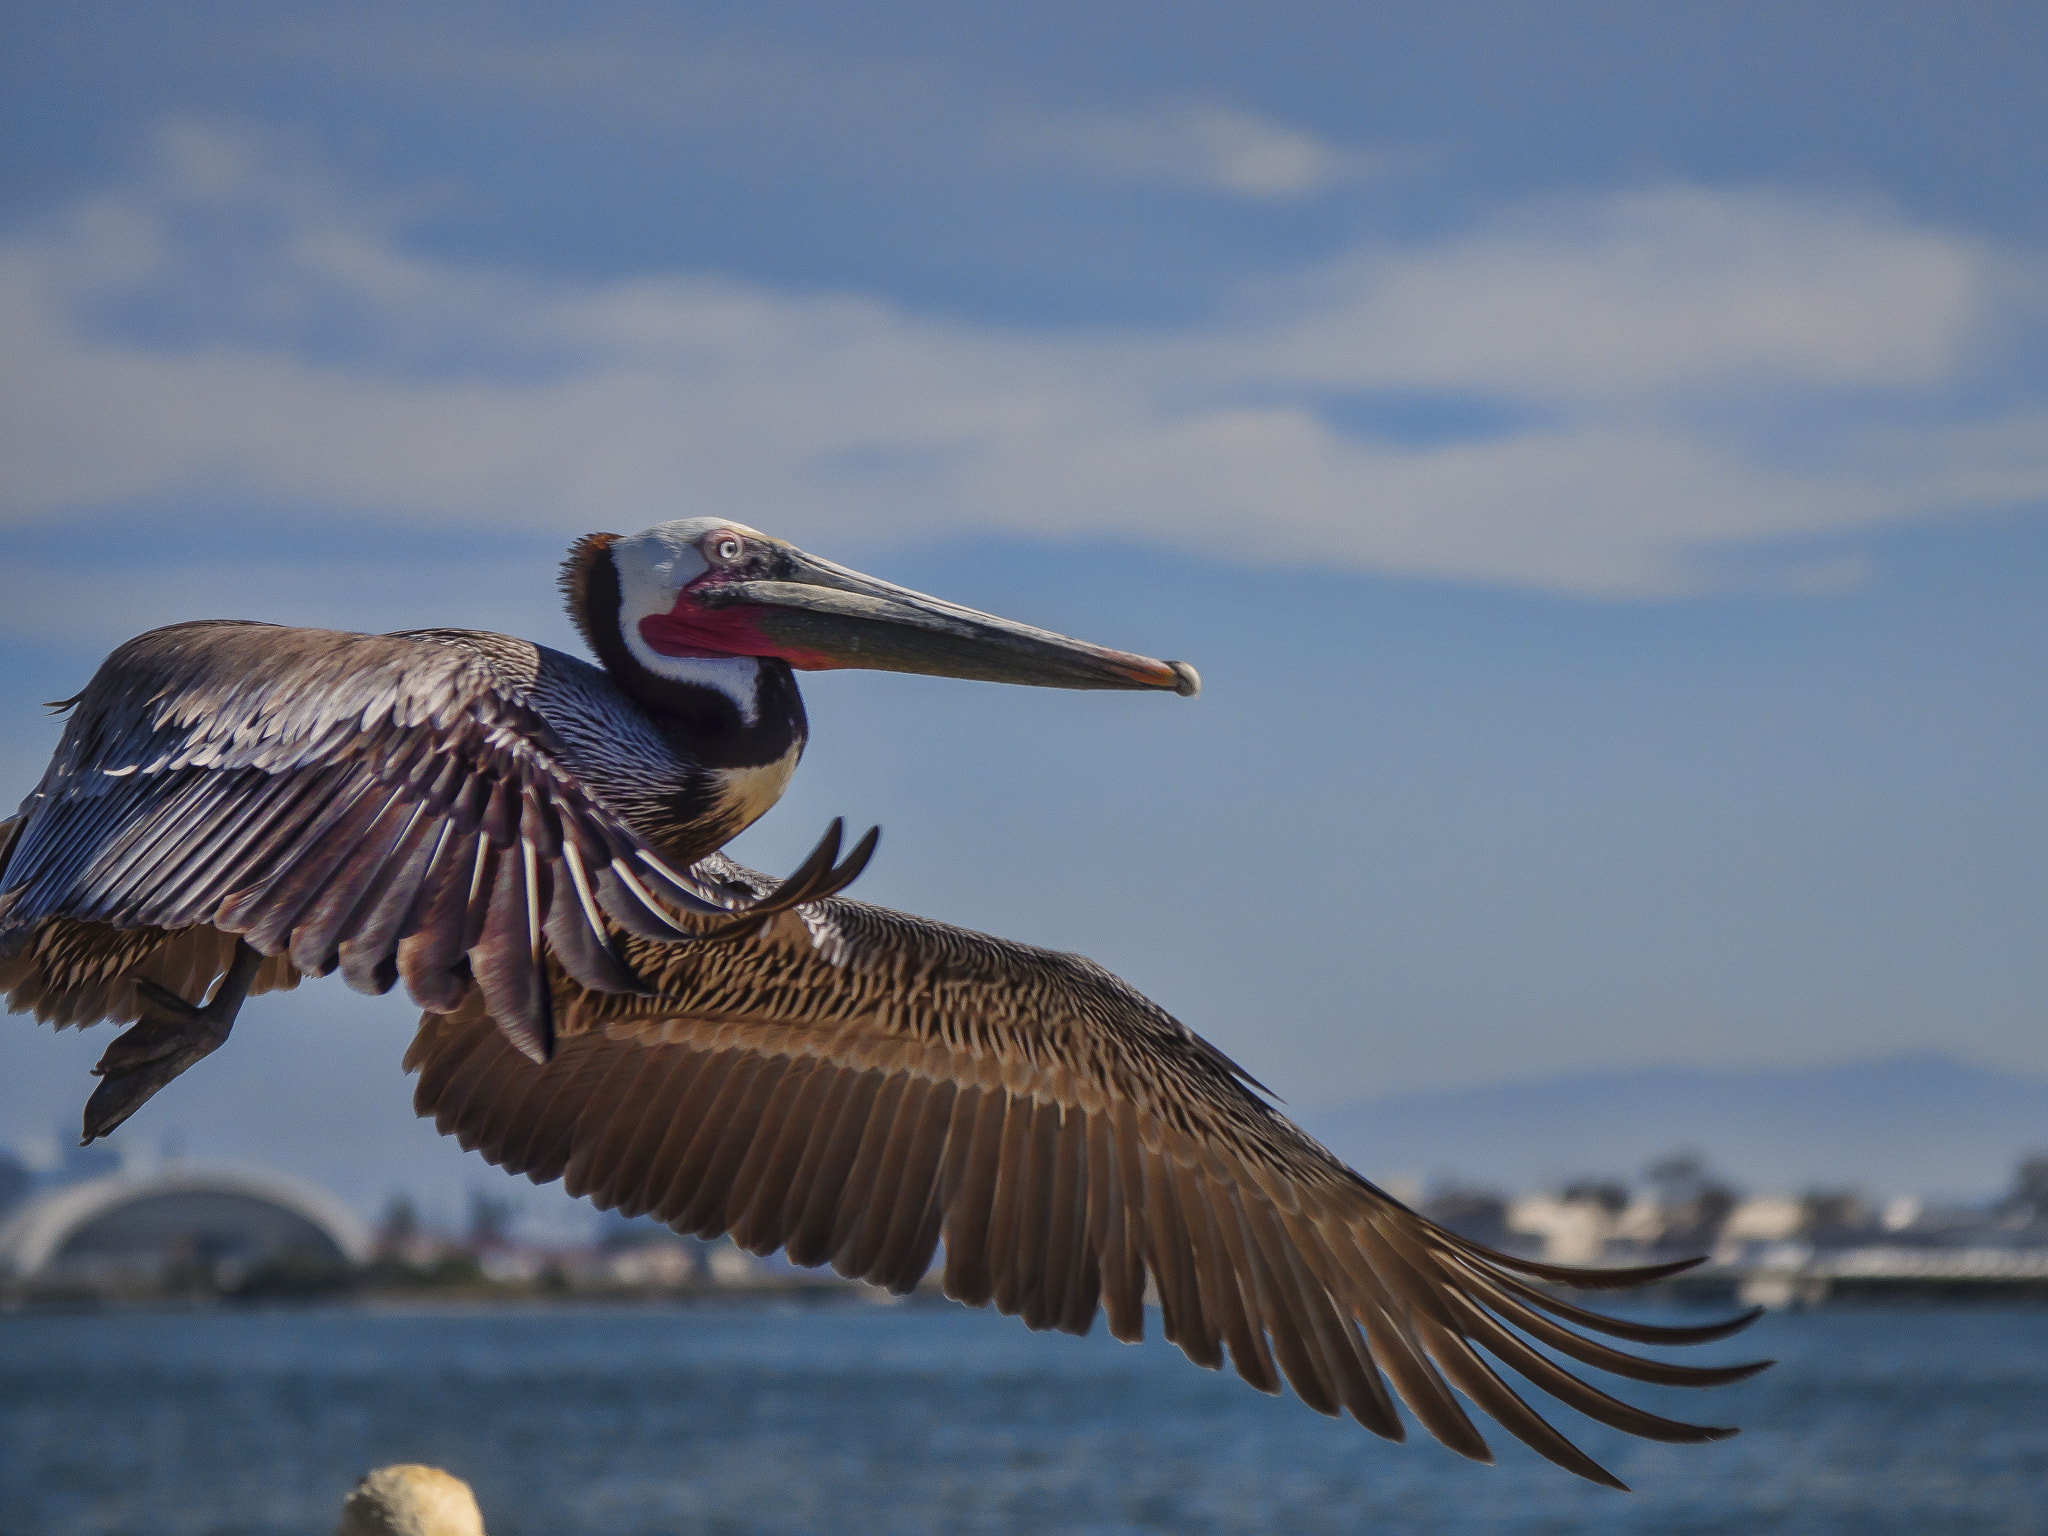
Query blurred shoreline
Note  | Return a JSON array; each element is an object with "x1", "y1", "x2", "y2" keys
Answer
[{"x1": 9, "y1": 1142, "x2": 2048, "y2": 1314}]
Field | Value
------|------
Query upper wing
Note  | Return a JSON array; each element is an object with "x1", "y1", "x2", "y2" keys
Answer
[
  {"x1": 407, "y1": 867, "x2": 1767, "y2": 1488},
  {"x1": 0, "y1": 622, "x2": 796, "y2": 1059}
]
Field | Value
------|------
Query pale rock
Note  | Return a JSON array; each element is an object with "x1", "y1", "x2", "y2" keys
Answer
[{"x1": 333, "y1": 1464, "x2": 486, "y2": 1536}]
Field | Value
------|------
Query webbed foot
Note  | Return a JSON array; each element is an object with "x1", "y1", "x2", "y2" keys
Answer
[{"x1": 82, "y1": 941, "x2": 262, "y2": 1143}]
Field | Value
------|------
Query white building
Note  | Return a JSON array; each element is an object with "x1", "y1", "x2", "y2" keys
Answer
[{"x1": 0, "y1": 1165, "x2": 370, "y2": 1290}]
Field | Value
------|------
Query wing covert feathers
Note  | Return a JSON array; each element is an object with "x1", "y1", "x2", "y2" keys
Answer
[
  {"x1": 0, "y1": 623, "x2": 858, "y2": 1060},
  {"x1": 406, "y1": 888, "x2": 1765, "y2": 1487}
]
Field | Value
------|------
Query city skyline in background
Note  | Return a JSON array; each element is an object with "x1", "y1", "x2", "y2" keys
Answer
[{"x1": 2, "y1": 2, "x2": 2045, "y2": 1223}]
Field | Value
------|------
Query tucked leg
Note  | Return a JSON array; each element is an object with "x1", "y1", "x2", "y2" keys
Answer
[{"x1": 81, "y1": 940, "x2": 264, "y2": 1143}]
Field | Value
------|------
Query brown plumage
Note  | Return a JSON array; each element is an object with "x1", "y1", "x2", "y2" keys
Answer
[
  {"x1": 389, "y1": 858, "x2": 1766, "y2": 1488},
  {"x1": 2, "y1": 518, "x2": 1767, "y2": 1487}
]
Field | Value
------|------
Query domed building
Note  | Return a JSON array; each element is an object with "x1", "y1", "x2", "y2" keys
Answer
[{"x1": 0, "y1": 1164, "x2": 370, "y2": 1294}]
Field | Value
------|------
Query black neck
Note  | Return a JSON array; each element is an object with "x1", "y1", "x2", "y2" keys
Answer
[{"x1": 562, "y1": 534, "x2": 809, "y2": 773}]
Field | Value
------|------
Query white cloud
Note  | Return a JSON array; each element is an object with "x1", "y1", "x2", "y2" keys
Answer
[
  {"x1": 993, "y1": 105, "x2": 1368, "y2": 197},
  {"x1": 2, "y1": 120, "x2": 2045, "y2": 598},
  {"x1": 1240, "y1": 189, "x2": 1986, "y2": 392}
]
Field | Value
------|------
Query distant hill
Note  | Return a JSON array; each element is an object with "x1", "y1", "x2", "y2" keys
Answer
[{"x1": 1302, "y1": 1053, "x2": 2048, "y2": 1200}]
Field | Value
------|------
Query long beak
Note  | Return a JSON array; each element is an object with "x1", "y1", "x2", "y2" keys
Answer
[{"x1": 698, "y1": 549, "x2": 1200, "y2": 696}]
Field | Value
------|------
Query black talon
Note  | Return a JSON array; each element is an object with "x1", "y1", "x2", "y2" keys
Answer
[
  {"x1": 81, "y1": 941, "x2": 263, "y2": 1143},
  {"x1": 692, "y1": 820, "x2": 880, "y2": 944},
  {"x1": 770, "y1": 818, "x2": 846, "y2": 903},
  {"x1": 131, "y1": 978, "x2": 202, "y2": 1024},
  {"x1": 612, "y1": 818, "x2": 879, "y2": 948},
  {"x1": 816, "y1": 825, "x2": 881, "y2": 900}
]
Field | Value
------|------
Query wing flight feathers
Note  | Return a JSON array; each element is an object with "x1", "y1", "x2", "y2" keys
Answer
[{"x1": 403, "y1": 886, "x2": 1766, "y2": 1485}]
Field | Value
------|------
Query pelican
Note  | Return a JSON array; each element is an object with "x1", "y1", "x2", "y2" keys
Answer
[{"x1": 0, "y1": 518, "x2": 1763, "y2": 1486}]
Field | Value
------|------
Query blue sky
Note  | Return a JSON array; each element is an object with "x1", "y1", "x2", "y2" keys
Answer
[{"x1": 2, "y1": 2, "x2": 2045, "y2": 1217}]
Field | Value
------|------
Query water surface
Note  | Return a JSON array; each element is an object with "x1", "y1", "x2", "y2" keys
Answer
[{"x1": 4, "y1": 1300, "x2": 2045, "y2": 1534}]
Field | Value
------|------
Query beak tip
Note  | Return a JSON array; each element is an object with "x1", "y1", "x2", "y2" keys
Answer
[{"x1": 1168, "y1": 661, "x2": 1201, "y2": 698}]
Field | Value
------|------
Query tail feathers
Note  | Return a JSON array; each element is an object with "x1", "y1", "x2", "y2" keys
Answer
[{"x1": 0, "y1": 918, "x2": 301, "y2": 1030}]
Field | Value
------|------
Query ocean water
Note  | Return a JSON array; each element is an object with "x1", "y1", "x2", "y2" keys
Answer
[{"x1": 2, "y1": 1299, "x2": 2045, "y2": 1535}]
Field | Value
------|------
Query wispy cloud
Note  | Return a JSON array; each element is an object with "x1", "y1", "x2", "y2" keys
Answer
[
  {"x1": 273, "y1": 15, "x2": 935, "y2": 134},
  {"x1": 286, "y1": 18, "x2": 1367, "y2": 198},
  {"x1": 3, "y1": 120, "x2": 2044, "y2": 600},
  {"x1": 992, "y1": 106, "x2": 1371, "y2": 197}
]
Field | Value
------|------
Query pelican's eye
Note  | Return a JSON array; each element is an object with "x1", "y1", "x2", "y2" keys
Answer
[{"x1": 711, "y1": 533, "x2": 745, "y2": 563}]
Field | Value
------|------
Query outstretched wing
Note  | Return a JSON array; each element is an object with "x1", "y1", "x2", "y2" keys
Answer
[
  {"x1": 408, "y1": 867, "x2": 1767, "y2": 1487},
  {"x1": 0, "y1": 621, "x2": 773, "y2": 1059}
]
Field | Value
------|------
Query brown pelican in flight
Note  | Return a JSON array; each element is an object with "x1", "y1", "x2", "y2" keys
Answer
[{"x1": 0, "y1": 518, "x2": 1762, "y2": 1486}]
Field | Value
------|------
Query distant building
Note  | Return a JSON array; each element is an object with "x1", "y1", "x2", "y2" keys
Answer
[
  {"x1": 0, "y1": 1165, "x2": 371, "y2": 1292},
  {"x1": 707, "y1": 1242, "x2": 761, "y2": 1285},
  {"x1": 1419, "y1": 1187, "x2": 1512, "y2": 1249},
  {"x1": 1720, "y1": 1194, "x2": 1805, "y2": 1244},
  {"x1": 1507, "y1": 1190, "x2": 1666, "y2": 1264}
]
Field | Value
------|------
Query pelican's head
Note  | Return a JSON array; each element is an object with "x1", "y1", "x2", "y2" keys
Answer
[{"x1": 569, "y1": 517, "x2": 1200, "y2": 697}]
